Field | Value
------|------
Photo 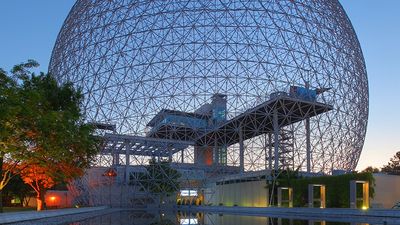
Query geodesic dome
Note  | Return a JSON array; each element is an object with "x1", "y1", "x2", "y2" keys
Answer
[{"x1": 49, "y1": 0, "x2": 368, "y2": 173}]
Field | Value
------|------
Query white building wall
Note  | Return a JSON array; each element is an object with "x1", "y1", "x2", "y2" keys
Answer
[{"x1": 205, "y1": 180, "x2": 268, "y2": 207}]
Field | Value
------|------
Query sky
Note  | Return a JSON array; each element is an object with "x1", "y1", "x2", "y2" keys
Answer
[{"x1": 0, "y1": 0, "x2": 399, "y2": 171}]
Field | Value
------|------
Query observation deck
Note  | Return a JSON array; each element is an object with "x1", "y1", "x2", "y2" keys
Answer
[
  {"x1": 196, "y1": 92, "x2": 333, "y2": 147},
  {"x1": 145, "y1": 109, "x2": 209, "y2": 141},
  {"x1": 101, "y1": 133, "x2": 193, "y2": 157}
]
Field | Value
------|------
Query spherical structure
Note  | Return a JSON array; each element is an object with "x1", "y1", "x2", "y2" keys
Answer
[{"x1": 49, "y1": 0, "x2": 368, "y2": 173}]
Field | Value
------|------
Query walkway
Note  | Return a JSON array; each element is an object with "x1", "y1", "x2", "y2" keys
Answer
[{"x1": 0, "y1": 206, "x2": 108, "y2": 224}]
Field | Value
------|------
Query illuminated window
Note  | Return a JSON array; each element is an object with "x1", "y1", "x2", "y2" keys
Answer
[
  {"x1": 180, "y1": 218, "x2": 198, "y2": 225},
  {"x1": 180, "y1": 189, "x2": 198, "y2": 197}
]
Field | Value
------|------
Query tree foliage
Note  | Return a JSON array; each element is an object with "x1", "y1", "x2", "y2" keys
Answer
[
  {"x1": 362, "y1": 166, "x2": 380, "y2": 173},
  {"x1": 0, "y1": 60, "x2": 98, "y2": 210},
  {"x1": 135, "y1": 159, "x2": 180, "y2": 200},
  {"x1": 275, "y1": 172, "x2": 375, "y2": 208},
  {"x1": 382, "y1": 151, "x2": 400, "y2": 175},
  {"x1": 0, "y1": 64, "x2": 31, "y2": 212},
  {"x1": 2, "y1": 174, "x2": 34, "y2": 207}
]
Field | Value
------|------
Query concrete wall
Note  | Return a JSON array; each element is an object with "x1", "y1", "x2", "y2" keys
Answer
[
  {"x1": 205, "y1": 180, "x2": 268, "y2": 207},
  {"x1": 372, "y1": 173, "x2": 400, "y2": 208}
]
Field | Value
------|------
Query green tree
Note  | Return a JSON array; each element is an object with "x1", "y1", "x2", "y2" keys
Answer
[
  {"x1": 135, "y1": 159, "x2": 180, "y2": 205},
  {"x1": 2, "y1": 174, "x2": 34, "y2": 207},
  {"x1": 362, "y1": 166, "x2": 380, "y2": 173},
  {"x1": 0, "y1": 63, "x2": 32, "y2": 212},
  {"x1": 1, "y1": 61, "x2": 98, "y2": 211},
  {"x1": 382, "y1": 151, "x2": 400, "y2": 175}
]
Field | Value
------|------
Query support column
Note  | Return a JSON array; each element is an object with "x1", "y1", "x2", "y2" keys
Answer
[
  {"x1": 268, "y1": 133, "x2": 272, "y2": 170},
  {"x1": 112, "y1": 140, "x2": 120, "y2": 166},
  {"x1": 113, "y1": 153, "x2": 119, "y2": 165},
  {"x1": 125, "y1": 142, "x2": 130, "y2": 184},
  {"x1": 167, "y1": 133, "x2": 173, "y2": 163},
  {"x1": 264, "y1": 134, "x2": 267, "y2": 170},
  {"x1": 273, "y1": 110, "x2": 280, "y2": 171},
  {"x1": 214, "y1": 139, "x2": 218, "y2": 165},
  {"x1": 181, "y1": 149, "x2": 184, "y2": 163},
  {"x1": 112, "y1": 129, "x2": 119, "y2": 166},
  {"x1": 239, "y1": 126, "x2": 244, "y2": 173},
  {"x1": 321, "y1": 185, "x2": 326, "y2": 208},
  {"x1": 168, "y1": 144, "x2": 172, "y2": 163},
  {"x1": 306, "y1": 117, "x2": 311, "y2": 173},
  {"x1": 363, "y1": 182, "x2": 369, "y2": 209}
]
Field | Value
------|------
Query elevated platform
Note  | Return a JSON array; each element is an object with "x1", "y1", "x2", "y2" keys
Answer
[
  {"x1": 196, "y1": 93, "x2": 333, "y2": 146},
  {"x1": 101, "y1": 133, "x2": 194, "y2": 157},
  {"x1": 146, "y1": 109, "x2": 209, "y2": 141}
]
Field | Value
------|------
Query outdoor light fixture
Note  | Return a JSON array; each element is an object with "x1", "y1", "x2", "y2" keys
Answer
[{"x1": 103, "y1": 168, "x2": 117, "y2": 177}]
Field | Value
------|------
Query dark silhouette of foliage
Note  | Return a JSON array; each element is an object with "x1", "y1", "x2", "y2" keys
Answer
[
  {"x1": 362, "y1": 166, "x2": 380, "y2": 173},
  {"x1": 382, "y1": 151, "x2": 400, "y2": 175},
  {"x1": 276, "y1": 172, "x2": 375, "y2": 208},
  {"x1": 133, "y1": 159, "x2": 180, "y2": 202},
  {"x1": 2, "y1": 174, "x2": 34, "y2": 207}
]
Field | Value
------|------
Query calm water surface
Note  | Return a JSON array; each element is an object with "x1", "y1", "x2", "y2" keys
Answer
[{"x1": 65, "y1": 210, "x2": 388, "y2": 225}]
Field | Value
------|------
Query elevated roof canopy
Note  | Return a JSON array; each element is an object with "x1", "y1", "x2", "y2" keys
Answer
[
  {"x1": 146, "y1": 109, "x2": 210, "y2": 127},
  {"x1": 195, "y1": 93, "x2": 333, "y2": 146},
  {"x1": 146, "y1": 109, "x2": 210, "y2": 141},
  {"x1": 101, "y1": 133, "x2": 194, "y2": 157}
]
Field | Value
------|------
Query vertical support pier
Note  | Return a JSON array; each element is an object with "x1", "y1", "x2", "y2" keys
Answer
[
  {"x1": 239, "y1": 126, "x2": 244, "y2": 173},
  {"x1": 113, "y1": 151, "x2": 120, "y2": 165},
  {"x1": 268, "y1": 133, "x2": 272, "y2": 170},
  {"x1": 306, "y1": 117, "x2": 311, "y2": 173},
  {"x1": 273, "y1": 110, "x2": 280, "y2": 171},
  {"x1": 168, "y1": 144, "x2": 173, "y2": 163},
  {"x1": 125, "y1": 142, "x2": 130, "y2": 184}
]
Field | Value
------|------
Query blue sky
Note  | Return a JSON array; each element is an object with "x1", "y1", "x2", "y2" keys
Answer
[{"x1": 0, "y1": 0, "x2": 399, "y2": 170}]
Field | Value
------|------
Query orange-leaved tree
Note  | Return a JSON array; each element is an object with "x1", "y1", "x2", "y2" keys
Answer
[
  {"x1": 20, "y1": 161, "x2": 86, "y2": 210},
  {"x1": 20, "y1": 165, "x2": 55, "y2": 210},
  {"x1": 10, "y1": 61, "x2": 98, "y2": 211}
]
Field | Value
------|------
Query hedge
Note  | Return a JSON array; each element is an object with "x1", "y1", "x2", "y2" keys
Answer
[{"x1": 271, "y1": 172, "x2": 375, "y2": 208}]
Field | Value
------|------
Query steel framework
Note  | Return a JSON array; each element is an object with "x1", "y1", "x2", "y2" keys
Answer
[{"x1": 49, "y1": 0, "x2": 368, "y2": 206}]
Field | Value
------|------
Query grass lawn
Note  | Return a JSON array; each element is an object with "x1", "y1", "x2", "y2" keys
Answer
[{"x1": 3, "y1": 207, "x2": 35, "y2": 212}]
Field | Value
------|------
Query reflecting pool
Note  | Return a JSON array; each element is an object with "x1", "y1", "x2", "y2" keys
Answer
[{"x1": 63, "y1": 210, "x2": 391, "y2": 225}]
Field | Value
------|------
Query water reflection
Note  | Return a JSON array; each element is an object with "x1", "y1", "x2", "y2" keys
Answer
[{"x1": 68, "y1": 210, "x2": 374, "y2": 225}]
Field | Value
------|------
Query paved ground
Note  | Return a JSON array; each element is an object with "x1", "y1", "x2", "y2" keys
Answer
[
  {"x1": 179, "y1": 205, "x2": 400, "y2": 224},
  {"x1": 0, "y1": 206, "x2": 109, "y2": 224}
]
